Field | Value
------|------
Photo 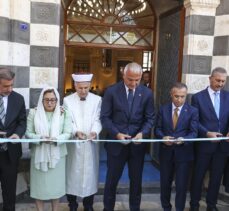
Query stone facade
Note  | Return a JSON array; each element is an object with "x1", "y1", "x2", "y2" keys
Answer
[
  {"x1": 0, "y1": 0, "x2": 61, "y2": 109},
  {"x1": 182, "y1": 0, "x2": 221, "y2": 94}
]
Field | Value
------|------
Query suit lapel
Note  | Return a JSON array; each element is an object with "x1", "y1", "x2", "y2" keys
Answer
[
  {"x1": 5, "y1": 93, "x2": 14, "y2": 127},
  {"x1": 219, "y1": 90, "x2": 225, "y2": 120},
  {"x1": 167, "y1": 104, "x2": 173, "y2": 130},
  {"x1": 176, "y1": 103, "x2": 188, "y2": 129},
  {"x1": 202, "y1": 89, "x2": 217, "y2": 118}
]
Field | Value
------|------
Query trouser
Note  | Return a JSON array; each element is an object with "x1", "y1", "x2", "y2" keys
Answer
[
  {"x1": 103, "y1": 144, "x2": 146, "y2": 211},
  {"x1": 0, "y1": 151, "x2": 19, "y2": 211},
  {"x1": 66, "y1": 194, "x2": 94, "y2": 209},
  {"x1": 160, "y1": 158, "x2": 192, "y2": 211},
  {"x1": 190, "y1": 150, "x2": 227, "y2": 208}
]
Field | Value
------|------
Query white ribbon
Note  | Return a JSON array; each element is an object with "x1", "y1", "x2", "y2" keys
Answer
[{"x1": 1, "y1": 137, "x2": 229, "y2": 143}]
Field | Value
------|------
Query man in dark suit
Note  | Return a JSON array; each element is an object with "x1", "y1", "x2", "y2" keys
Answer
[
  {"x1": 190, "y1": 67, "x2": 229, "y2": 211},
  {"x1": 100, "y1": 62, "x2": 155, "y2": 211},
  {"x1": 0, "y1": 68, "x2": 26, "y2": 211},
  {"x1": 141, "y1": 71, "x2": 151, "y2": 88},
  {"x1": 155, "y1": 82, "x2": 198, "y2": 211}
]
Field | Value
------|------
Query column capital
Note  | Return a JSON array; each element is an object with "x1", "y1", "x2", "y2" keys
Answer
[{"x1": 184, "y1": 0, "x2": 220, "y2": 16}]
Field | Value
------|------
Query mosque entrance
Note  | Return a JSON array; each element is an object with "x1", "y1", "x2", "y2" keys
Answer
[{"x1": 61, "y1": 0, "x2": 185, "y2": 185}]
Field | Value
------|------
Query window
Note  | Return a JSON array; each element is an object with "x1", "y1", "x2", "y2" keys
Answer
[{"x1": 142, "y1": 51, "x2": 151, "y2": 72}]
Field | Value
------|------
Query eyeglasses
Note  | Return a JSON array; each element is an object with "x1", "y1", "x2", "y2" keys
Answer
[{"x1": 43, "y1": 98, "x2": 57, "y2": 103}]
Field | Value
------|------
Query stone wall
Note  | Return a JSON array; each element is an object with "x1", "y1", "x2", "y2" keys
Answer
[
  {"x1": 213, "y1": 0, "x2": 229, "y2": 89},
  {"x1": 182, "y1": 0, "x2": 220, "y2": 94},
  {"x1": 0, "y1": 0, "x2": 61, "y2": 109}
]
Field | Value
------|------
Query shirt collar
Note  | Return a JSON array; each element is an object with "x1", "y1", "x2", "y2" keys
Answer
[
  {"x1": 124, "y1": 84, "x2": 135, "y2": 94},
  {"x1": 172, "y1": 103, "x2": 183, "y2": 111},
  {"x1": 208, "y1": 86, "x2": 220, "y2": 95}
]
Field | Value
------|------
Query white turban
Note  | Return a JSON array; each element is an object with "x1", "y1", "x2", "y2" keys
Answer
[{"x1": 72, "y1": 73, "x2": 93, "y2": 82}]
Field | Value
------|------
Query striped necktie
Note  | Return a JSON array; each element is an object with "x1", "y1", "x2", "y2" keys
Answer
[
  {"x1": 0, "y1": 96, "x2": 5, "y2": 125},
  {"x1": 0, "y1": 96, "x2": 7, "y2": 151}
]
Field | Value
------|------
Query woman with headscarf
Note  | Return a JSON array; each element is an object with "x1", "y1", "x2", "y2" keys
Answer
[{"x1": 26, "y1": 87, "x2": 72, "y2": 211}]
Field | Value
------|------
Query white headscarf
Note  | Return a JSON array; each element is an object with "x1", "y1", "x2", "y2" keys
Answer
[{"x1": 34, "y1": 86, "x2": 61, "y2": 172}]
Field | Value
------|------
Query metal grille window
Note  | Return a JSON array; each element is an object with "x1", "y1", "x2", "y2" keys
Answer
[{"x1": 65, "y1": 0, "x2": 156, "y2": 50}]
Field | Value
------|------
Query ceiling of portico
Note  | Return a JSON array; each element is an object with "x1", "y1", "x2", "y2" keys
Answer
[{"x1": 62, "y1": 0, "x2": 180, "y2": 17}]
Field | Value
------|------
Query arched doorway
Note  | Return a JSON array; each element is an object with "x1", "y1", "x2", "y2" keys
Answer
[{"x1": 63, "y1": 0, "x2": 157, "y2": 94}]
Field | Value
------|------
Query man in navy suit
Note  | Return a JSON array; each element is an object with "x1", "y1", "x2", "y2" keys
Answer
[
  {"x1": 0, "y1": 68, "x2": 26, "y2": 211},
  {"x1": 100, "y1": 62, "x2": 155, "y2": 211},
  {"x1": 155, "y1": 82, "x2": 198, "y2": 211},
  {"x1": 190, "y1": 67, "x2": 229, "y2": 211}
]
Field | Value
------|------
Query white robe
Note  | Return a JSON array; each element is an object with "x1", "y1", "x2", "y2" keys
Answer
[{"x1": 64, "y1": 92, "x2": 102, "y2": 197}]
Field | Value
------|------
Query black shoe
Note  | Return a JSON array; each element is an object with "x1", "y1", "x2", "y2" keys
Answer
[
  {"x1": 206, "y1": 207, "x2": 219, "y2": 211},
  {"x1": 189, "y1": 207, "x2": 199, "y2": 211},
  {"x1": 84, "y1": 208, "x2": 94, "y2": 211}
]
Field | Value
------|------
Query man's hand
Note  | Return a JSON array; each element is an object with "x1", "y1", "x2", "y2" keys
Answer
[
  {"x1": 206, "y1": 131, "x2": 222, "y2": 142},
  {"x1": 163, "y1": 136, "x2": 174, "y2": 146},
  {"x1": 174, "y1": 137, "x2": 184, "y2": 145},
  {"x1": 8, "y1": 133, "x2": 20, "y2": 144},
  {"x1": 88, "y1": 132, "x2": 97, "y2": 140},
  {"x1": 76, "y1": 131, "x2": 87, "y2": 140},
  {"x1": 40, "y1": 136, "x2": 54, "y2": 144},
  {"x1": 8, "y1": 134, "x2": 20, "y2": 139},
  {"x1": 116, "y1": 133, "x2": 131, "y2": 140},
  {"x1": 226, "y1": 132, "x2": 229, "y2": 143},
  {"x1": 132, "y1": 132, "x2": 143, "y2": 145},
  {"x1": 116, "y1": 133, "x2": 131, "y2": 145}
]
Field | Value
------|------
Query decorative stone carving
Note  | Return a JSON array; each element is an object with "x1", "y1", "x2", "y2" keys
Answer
[
  {"x1": 30, "y1": 24, "x2": 59, "y2": 46},
  {"x1": 182, "y1": 73, "x2": 209, "y2": 93},
  {"x1": 30, "y1": 46, "x2": 59, "y2": 67},
  {"x1": 184, "y1": 35, "x2": 213, "y2": 56},
  {"x1": 30, "y1": 67, "x2": 58, "y2": 88},
  {"x1": 31, "y1": 2, "x2": 59, "y2": 25}
]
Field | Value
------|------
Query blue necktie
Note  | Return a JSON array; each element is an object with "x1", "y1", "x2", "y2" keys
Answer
[
  {"x1": 214, "y1": 92, "x2": 220, "y2": 118},
  {"x1": 127, "y1": 89, "x2": 134, "y2": 111}
]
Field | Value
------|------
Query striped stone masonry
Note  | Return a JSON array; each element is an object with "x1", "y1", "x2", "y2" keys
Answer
[
  {"x1": 30, "y1": 0, "x2": 61, "y2": 107},
  {"x1": 0, "y1": 0, "x2": 30, "y2": 108},
  {"x1": 182, "y1": 0, "x2": 220, "y2": 94},
  {"x1": 212, "y1": 0, "x2": 229, "y2": 90},
  {"x1": 0, "y1": 0, "x2": 61, "y2": 108}
]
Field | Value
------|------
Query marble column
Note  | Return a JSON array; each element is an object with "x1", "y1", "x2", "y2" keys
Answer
[
  {"x1": 182, "y1": 0, "x2": 220, "y2": 94},
  {"x1": 30, "y1": 0, "x2": 61, "y2": 107},
  {"x1": 212, "y1": 0, "x2": 229, "y2": 89},
  {"x1": 0, "y1": 0, "x2": 30, "y2": 108}
]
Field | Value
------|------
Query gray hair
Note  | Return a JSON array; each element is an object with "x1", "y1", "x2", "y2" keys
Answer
[
  {"x1": 0, "y1": 68, "x2": 15, "y2": 80},
  {"x1": 211, "y1": 67, "x2": 227, "y2": 77},
  {"x1": 171, "y1": 82, "x2": 188, "y2": 90},
  {"x1": 123, "y1": 62, "x2": 143, "y2": 75}
]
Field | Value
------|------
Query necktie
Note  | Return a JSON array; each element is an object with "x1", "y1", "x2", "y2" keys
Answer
[
  {"x1": 0, "y1": 96, "x2": 5, "y2": 125},
  {"x1": 214, "y1": 92, "x2": 220, "y2": 118},
  {"x1": 172, "y1": 107, "x2": 179, "y2": 129},
  {"x1": 127, "y1": 89, "x2": 134, "y2": 111},
  {"x1": 0, "y1": 96, "x2": 7, "y2": 151}
]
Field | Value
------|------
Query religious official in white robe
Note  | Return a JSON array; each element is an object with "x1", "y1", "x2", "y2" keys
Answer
[{"x1": 64, "y1": 73, "x2": 102, "y2": 211}]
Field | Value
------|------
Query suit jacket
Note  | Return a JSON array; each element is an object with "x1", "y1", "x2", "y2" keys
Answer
[
  {"x1": 100, "y1": 81, "x2": 155, "y2": 156},
  {"x1": 191, "y1": 88, "x2": 229, "y2": 153},
  {"x1": 0, "y1": 91, "x2": 26, "y2": 162},
  {"x1": 155, "y1": 102, "x2": 198, "y2": 162}
]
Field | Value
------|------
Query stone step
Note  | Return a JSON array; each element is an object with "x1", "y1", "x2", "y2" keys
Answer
[{"x1": 15, "y1": 194, "x2": 229, "y2": 211}]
